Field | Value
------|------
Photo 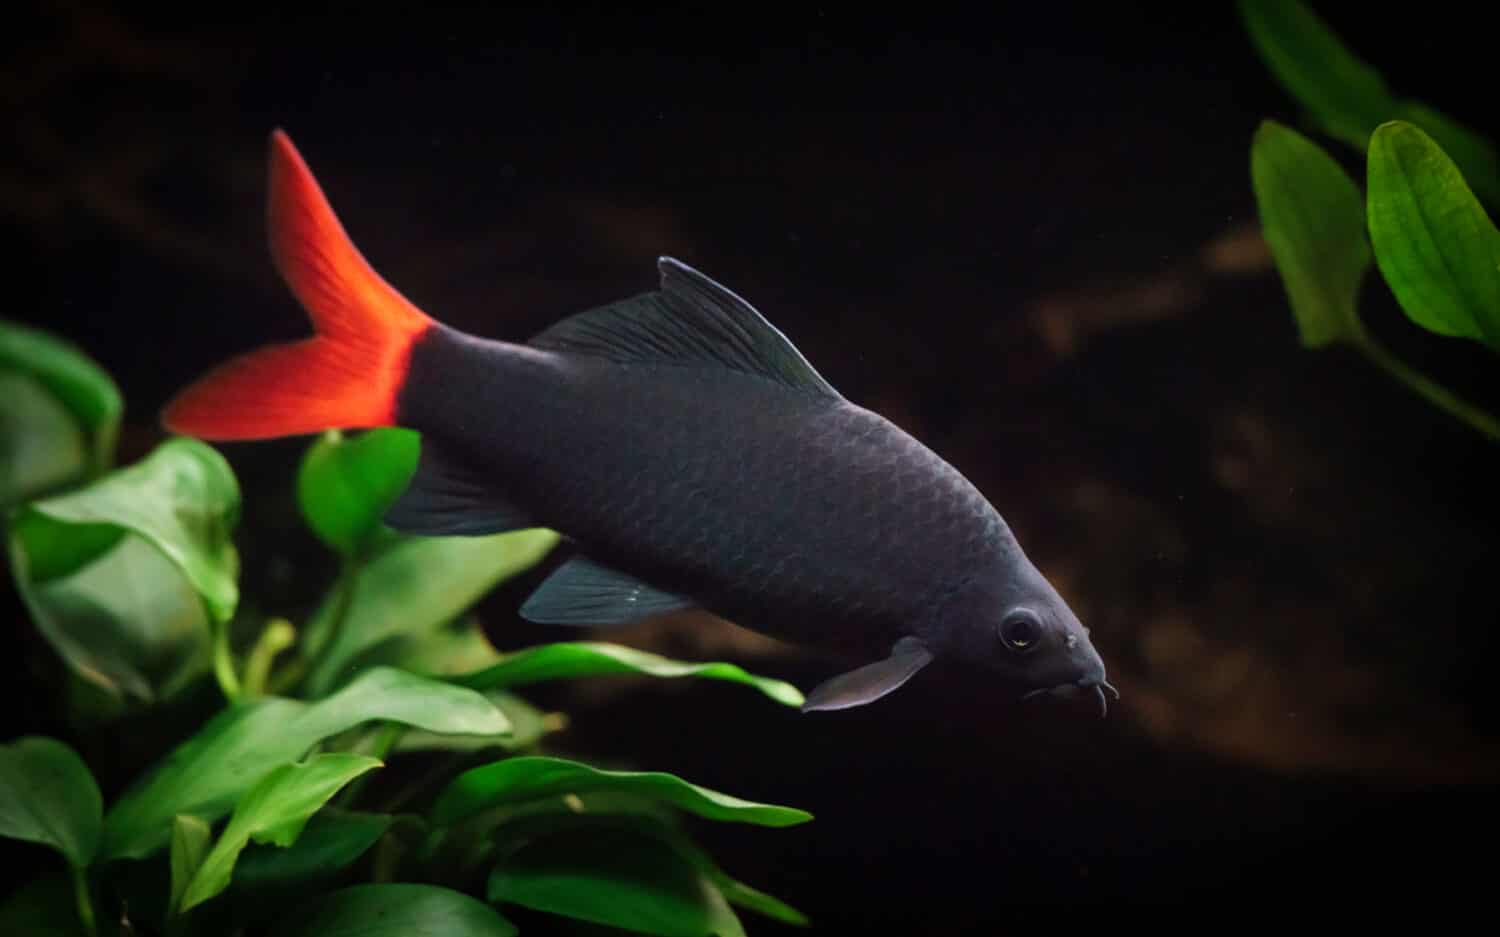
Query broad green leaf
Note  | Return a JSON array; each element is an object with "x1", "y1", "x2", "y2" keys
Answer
[
  {"x1": 169, "y1": 814, "x2": 212, "y2": 915},
  {"x1": 1397, "y1": 102, "x2": 1500, "y2": 210},
  {"x1": 13, "y1": 534, "x2": 210, "y2": 701},
  {"x1": 0, "y1": 871, "x2": 90, "y2": 937},
  {"x1": 180, "y1": 754, "x2": 381, "y2": 911},
  {"x1": 432, "y1": 756, "x2": 812, "y2": 828},
  {"x1": 1237, "y1": 0, "x2": 1392, "y2": 150},
  {"x1": 297, "y1": 429, "x2": 420, "y2": 556},
  {"x1": 345, "y1": 616, "x2": 505, "y2": 687},
  {"x1": 1368, "y1": 121, "x2": 1500, "y2": 350},
  {"x1": 1250, "y1": 120, "x2": 1372, "y2": 347},
  {"x1": 11, "y1": 437, "x2": 240, "y2": 620},
  {"x1": 280, "y1": 883, "x2": 517, "y2": 937},
  {"x1": 490, "y1": 808, "x2": 808, "y2": 928},
  {"x1": 456, "y1": 641, "x2": 805, "y2": 708},
  {"x1": 0, "y1": 737, "x2": 102, "y2": 867},
  {"x1": 303, "y1": 529, "x2": 558, "y2": 696},
  {"x1": 397, "y1": 691, "x2": 556, "y2": 754},
  {"x1": 712, "y1": 876, "x2": 809, "y2": 928},
  {"x1": 102, "y1": 667, "x2": 508, "y2": 859},
  {"x1": 488, "y1": 827, "x2": 739, "y2": 937},
  {"x1": 233, "y1": 809, "x2": 392, "y2": 892},
  {"x1": 8, "y1": 439, "x2": 232, "y2": 700},
  {"x1": 0, "y1": 319, "x2": 122, "y2": 477},
  {"x1": 0, "y1": 373, "x2": 87, "y2": 507},
  {"x1": 1238, "y1": 1, "x2": 1500, "y2": 208}
]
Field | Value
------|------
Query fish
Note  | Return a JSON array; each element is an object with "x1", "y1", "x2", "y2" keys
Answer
[{"x1": 163, "y1": 130, "x2": 1117, "y2": 715}]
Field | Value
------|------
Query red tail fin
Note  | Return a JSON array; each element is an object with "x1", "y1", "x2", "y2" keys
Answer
[{"x1": 163, "y1": 130, "x2": 432, "y2": 440}]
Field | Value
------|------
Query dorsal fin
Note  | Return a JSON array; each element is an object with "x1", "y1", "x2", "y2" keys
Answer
[{"x1": 528, "y1": 257, "x2": 843, "y2": 399}]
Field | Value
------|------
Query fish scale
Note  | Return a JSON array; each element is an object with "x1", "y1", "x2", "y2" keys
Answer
[{"x1": 401, "y1": 326, "x2": 1005, "y2": 658}]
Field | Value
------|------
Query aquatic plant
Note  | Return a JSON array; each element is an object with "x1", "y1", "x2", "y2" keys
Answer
[
  {"x1": 1241, "y1": 0, "x2": 1500, "y2": 440},
  {"x1": 0, "y1": 320, "x2": 810, "y2": 935}
]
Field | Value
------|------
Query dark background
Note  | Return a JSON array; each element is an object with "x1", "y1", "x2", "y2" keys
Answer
[{"x1": 6, "y1": 1, "x2": 1498, "y2": 930}]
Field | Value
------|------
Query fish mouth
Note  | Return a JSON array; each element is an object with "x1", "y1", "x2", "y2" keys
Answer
[{"x1": 1020, "y1": 678, "x2": 1121, "y2": 718}]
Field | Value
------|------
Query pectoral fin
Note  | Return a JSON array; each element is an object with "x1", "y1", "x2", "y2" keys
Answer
[
  {"x1": 520, "y1": 555, "x2": 696, "y2": 626},
  {"x1": 801, "y1": 637, "x2": 933, "y2": 713}
]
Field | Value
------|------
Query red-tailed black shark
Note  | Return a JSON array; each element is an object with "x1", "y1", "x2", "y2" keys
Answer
[{"x1": 165, "y1": 131, "x2": 1116, "y2": 715}]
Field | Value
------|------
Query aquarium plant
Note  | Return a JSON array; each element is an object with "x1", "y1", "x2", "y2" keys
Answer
[
  {"x1": 0, "y1": 319, "x2": 811, "y2": 936},
  {"x1": 1241, "y1": 0, "x2": 1500, "y2": 439}
]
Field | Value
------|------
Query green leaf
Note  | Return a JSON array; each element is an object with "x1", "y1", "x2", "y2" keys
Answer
[
  {"x1": 0, "y1": 373, "x2": 88, "y2": 508},
  {"x1": 432, "y1": 756, "x2": 812, "y2": 828},
  {"x1": 1367, "y1": 120, "x2": 1500, "y2": 351},
  {"x1": 489, "y1": 827, "x2": 740, "y2": 937},
  {"x1": 397, "y1": 691, "x2": 557, "y2": 754},
  {"x1": 456, "y1": 641, "x2": 805, "y2": 708},
  {"x1": 712, "y1": 876, "x2": 808, "y2": 928},
  {"x1": 1396, "y1": 102, "x2": 1500, "y2": 210},
  {"x1": 1238, "y1": 1, "x2": 1500, "y2": 208},
  {"x1": 233, "y1": 809, "x2": 392, "y2": 892},
  {"x1": 0, "y1": 319, "x2": 122, "y2": 479},
  {"x1": 169, "y1": 814, "x2": 212, "y2": 915},
  {"x1": 0, "y1": 737, "x2": 103, "y2": 868},
  {"x1": 494, "y1": 810, "x2": 808, "y2": 929},
  {"x1": 1237, "y1": 0, "x2": 1392, "y2": 150},
  {"x1": 1250, "y1": 120, "x2": 1373, "y2": 348},
  {"x1": 101, "y1": 667, "x2": 509, "y2": 860},
  {"x1": 11, "y1": 436, "x2": 240, "y2": 619},
  {"x1": 8, "y1": 437, "x2": 237, "y2": 700},
  {"x1": 302, "y1": 529, "x2": 558, "y2": 696},
  {"x1": 180, "y1": 754, "x2": 381, "y2": 911},
  {"x1": 297, "y1": 429, "x2": 420, "y2": 556},
  {"x1": 13, "y1": 534, "x2": 211, "y2": 701},
  {"x1": 279, "y1": 883, "x2": 517, "y2": 937}
]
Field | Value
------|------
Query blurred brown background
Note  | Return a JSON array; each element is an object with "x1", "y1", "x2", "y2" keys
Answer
[{"x1": 5, "y1": 1, "x2": 1498, "y2": 928}]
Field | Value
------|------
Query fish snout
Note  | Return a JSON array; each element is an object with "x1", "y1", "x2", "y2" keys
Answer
[{"x1": 1020, "y1": 674, "x2": 1120, "y2": 718}]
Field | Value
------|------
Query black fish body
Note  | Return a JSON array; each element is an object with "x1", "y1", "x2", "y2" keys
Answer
[
  {"x1": 400, "y1": 323, "x2": 1006, "y2": 661},
  {"x1": 164, "y1": 130, "x2": 1114, "y2": 713}
]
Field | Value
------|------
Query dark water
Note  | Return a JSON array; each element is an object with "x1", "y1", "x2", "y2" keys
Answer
[{"x1": 6, "y1": 3, "x2": 1498, "y2": 929}]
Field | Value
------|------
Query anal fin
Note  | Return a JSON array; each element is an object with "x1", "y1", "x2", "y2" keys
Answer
[
  {"x1": 384, "y1": 437, "x2": 535, "y2": 536},
  {"x1": 520, "y1": 555, "x2": 695, "y2": 626}
]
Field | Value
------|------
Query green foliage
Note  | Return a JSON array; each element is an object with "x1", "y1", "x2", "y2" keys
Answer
[
  {"x1": 1249, "y1": 120, "x2": 1372, "y2": 348},
  {"x1": 1367, "y1": 122, "x2": 1500, "y2": 350},
  {"x1": 0, "y1": 318, "x2": 811, "y2": 935},
  {"x1": 1243, "y1": 3, "x2": 1500, "y2": 441},
  {"x1": 433, "y1": 757, "x2": 813, "y2": 828},
  {"x1": 0, "y1": 320, "x2": 122, "y2": 500},
  {"x1": 9, "y1": 438, "x2": 240, "y2": 700},
  {"x1": 488, "y1": 828, "x2": 742, "y2": 937},
  {"x1": 279, "y1": 883, "x2": 519, "y2": 937},
  {"x1": 179, "y1": 754, "x2": 382, "y2": 911},
  {"x1": 301, "y1": 529, "x2": 559, "y2": 696},
  {"x1": 297, "y1": 428, "x2": 420, "y2": 557},
  {"x1": 1238, "y1": 0, "x2": 1500, "y2": 207},
  {"x1": 101, "y1": 667, "x2": 509, "y2": 860},
  {"x1": 231, "y1": 809, "x2": 392, "y2": 892},
  {"x1": 0, "y1": 737, "x2": 102, "y2": 868},
  {"x1": 170, "y1": 815, "x2": 213, "y2": 916},
  {"x1": 457, "y1": 640, "x2": 805, "y2": 707}
]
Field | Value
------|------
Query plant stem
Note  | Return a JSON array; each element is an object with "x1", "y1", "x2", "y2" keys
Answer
[
  {"x1": 210, "y1": 615, "x2": 242, "y2": 704},
  {"x1": 241, "y1": 618, "x2": 297, "y2": 697},
  {"x1": 1354, "y1": 334, "x2": 1500, "y2": 441},
  {"x1": 267, "y1": 555, "x2": 361, "y2": 697},
  {"x1": 70, "y1": 864, "x2": 97, "y2": 937}
]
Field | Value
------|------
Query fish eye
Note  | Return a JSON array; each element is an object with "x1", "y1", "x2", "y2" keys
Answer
[{"x1": 998, "y1": 609, "x2": 1043, "y2": 654}]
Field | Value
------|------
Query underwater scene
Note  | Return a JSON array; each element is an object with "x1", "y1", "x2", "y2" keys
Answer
[{"x1": 3, "y1": 2, "x2": 1496, "y2": 932}]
